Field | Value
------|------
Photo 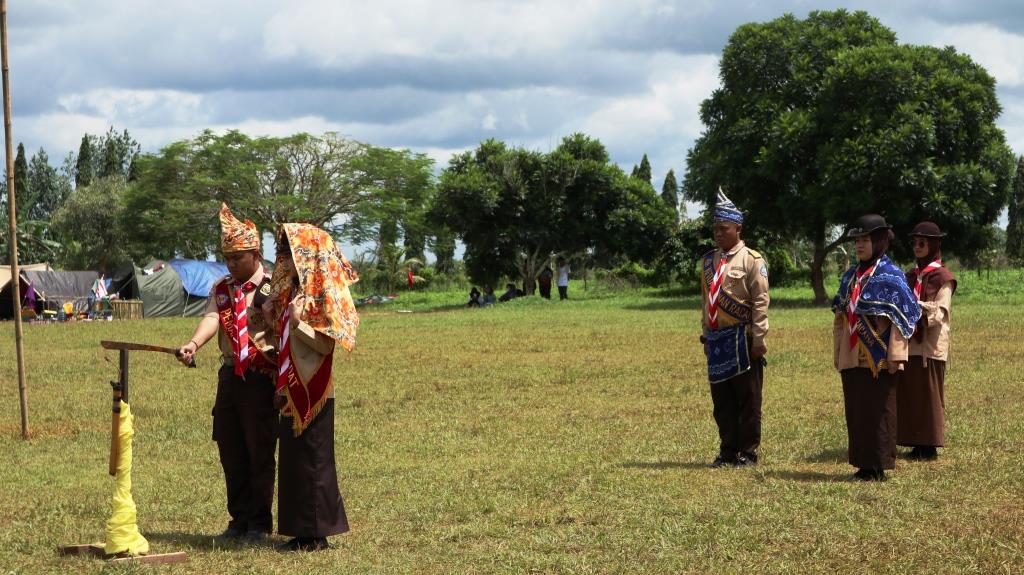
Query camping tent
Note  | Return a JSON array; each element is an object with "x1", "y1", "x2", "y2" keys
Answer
[
  {"x1": 108, "y1": 259, "x2": 230, "y2": 318},
  {"x1": 0, "y1": 262, "x2": 52, "y2": 288},
  {"x1": 0, "y1": 269, "x2": 98, "y2": 318}
]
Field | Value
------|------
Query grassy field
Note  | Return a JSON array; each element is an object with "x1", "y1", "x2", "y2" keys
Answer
[{"x1": 1, "y1": 272, "x2": 1022, "y2": 574}]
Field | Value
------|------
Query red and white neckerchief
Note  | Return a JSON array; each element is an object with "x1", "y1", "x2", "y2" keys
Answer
[
  {"x1": 276, "y1": 305, "x2": 292, "y2": 392},
  {"x1": 707, "y1": 247, "x2": 738, "y2": 329},
  {"x1": 913, "y1": 260, "x2": 942, "y2": 299},
  {"x1": 233, "y1": 281, "x2": 256, "y2": 377},
  {"x1": 846, "y1": 262, "x2": 878, "y2": 349}
]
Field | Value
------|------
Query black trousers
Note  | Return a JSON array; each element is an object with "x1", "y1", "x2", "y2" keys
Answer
[
  {"x1": 278, "y1": 399, "x2": 349, "y2": 538},
  {"x1": 842, "y1": 367, "x2": 897, "y2": 470},
  {"x1": 709, "y1": 360, "x2": 763, "y2": 458},
  {"x1": 213, "y1": 365, "x2": 278, "y2": 533},
  {"x1": 558, "y1": 285, "x2": 568, "y2": 300}
]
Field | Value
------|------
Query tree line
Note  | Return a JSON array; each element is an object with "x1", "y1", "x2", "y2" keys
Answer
[{"x1": 3, "y1": 9, "x2": 1024, "y2": 299}]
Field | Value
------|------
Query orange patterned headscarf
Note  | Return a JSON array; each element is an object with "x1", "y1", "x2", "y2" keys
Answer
[
  {"x1": 271, "y1": 223, "x2": 359, "y2": 351},
  {"x1": 219, "y1": 203, "x2": 261, "y2": 254}
]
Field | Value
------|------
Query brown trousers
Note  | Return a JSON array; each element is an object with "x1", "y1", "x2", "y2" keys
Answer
[
  {"x1": 897, "y1": 358, "x2": 946, "y2": 447},
  {"x1": 278, "y1": 399, "x2": 349, "y2": 538},
  {"x1": 841, "y1": 367, "x2": 897, "y2": 470},
  {"x1": 709, "y1": 360, "x2": 764, "y2": 458},
  {"x1": 213, "y1": 365, "x2": 278, "y2": 533}
]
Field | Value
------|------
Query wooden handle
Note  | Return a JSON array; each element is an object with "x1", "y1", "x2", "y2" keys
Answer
[{"x1": 108, "y1": 407, "x2": 120, "y2": 476}]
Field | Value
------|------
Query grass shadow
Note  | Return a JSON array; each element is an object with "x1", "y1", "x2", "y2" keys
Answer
[
  {"x1": 805, "y1": 447, "x2": 848, "y2": 463},
  {"x1": 623, "y1": 295, "x2": 831, "y2": 312},
  {"x1": 759, "y1": 469, "x2": 851, "y2": 483},
  {"x1": 142, "y1": 531, "x2": 278, "y2": 552},
  {"x1": 618, "y1": 460, "x2": 710, "y2": 470}
]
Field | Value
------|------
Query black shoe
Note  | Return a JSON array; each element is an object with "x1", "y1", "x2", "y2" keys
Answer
[
  {"x1": 735, "y1": 452, "x2": 758, "y2": 466},
  {"x1": 277, "y1": 537, "x2": 330, "y2": 552},
  {"x1": 710, "y1": 455, "x2": 737, "y2": 468},
  {"x1": 906, "y1": 447, "x2": 923, "y2": 460},
  {"x1": 854, "y1": 468, "x2": 887, "y2": 481},
  {"x1": 919, "y1": 447, "x2": 938, "y2": 461},
  {"x1": 214, "y1": 526, "x2": 246, "y2": 541}
]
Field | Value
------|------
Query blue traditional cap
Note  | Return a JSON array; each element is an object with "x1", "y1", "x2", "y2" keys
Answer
[{"x1": 714, "y1": 187, "x2": 743, "y2": 225}]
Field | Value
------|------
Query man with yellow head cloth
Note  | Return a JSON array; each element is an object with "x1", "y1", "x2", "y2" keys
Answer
[{"x1": 178, "y1": 204, "x2": 278, "y2": 542}]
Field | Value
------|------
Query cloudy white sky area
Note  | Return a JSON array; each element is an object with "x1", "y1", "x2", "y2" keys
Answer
[{"x1": 9, "y1": 0, "x2": 1024, "y2": 221}]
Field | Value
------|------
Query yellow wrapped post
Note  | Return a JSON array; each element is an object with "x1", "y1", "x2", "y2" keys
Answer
[{"x1": 104, "y1": 400, "x2": 149, "y2": 556}]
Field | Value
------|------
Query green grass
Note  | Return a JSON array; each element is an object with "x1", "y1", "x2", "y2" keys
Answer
[{"x1": 0, "y1": 274, "x2": 1022, "y2": 574}]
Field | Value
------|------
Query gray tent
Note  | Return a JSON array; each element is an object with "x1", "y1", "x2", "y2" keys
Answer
[{"x1": 0, "y1": 269, "x2": 98, "y2": 318}]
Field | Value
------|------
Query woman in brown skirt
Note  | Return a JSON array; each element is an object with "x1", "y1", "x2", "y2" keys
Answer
[
  {"x1": 899, "y1": 222, "x2": 956, "y2": 461},
  {"x1": 832, "y1": 214, "x2": 921, "y2": 481},
  {"x1": 265, "y1": 224, "x2": 361, "y2": 551}
]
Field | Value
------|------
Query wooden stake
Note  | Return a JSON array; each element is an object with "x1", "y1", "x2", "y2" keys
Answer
[{"x1": 1, "y1": 0, "x2": 29, "y2": 440}]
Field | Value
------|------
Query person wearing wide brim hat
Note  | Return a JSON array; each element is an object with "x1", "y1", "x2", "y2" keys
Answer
[
  {"x1": 898, "y1": 221, "x2": 956, "y2": 461},
  {"x1": 177, "y1": 203, "x2": 280, "y2": 541},
  {"x1": 700, "y1": 188, "x2": 770, "y2": 468},
  {"x1": 831, "y1": 214, "x2": 921, "y2": 481},
  {"x1": 264, "y1": 223, "x2": 359, "y2": 552}
]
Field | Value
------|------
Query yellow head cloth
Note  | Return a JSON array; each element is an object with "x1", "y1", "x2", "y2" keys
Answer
[
  {"x1": 219, "y1": 203, "x2": 261, "y2": 254},
  {"x1": 271, "y1": 223, "x2": 360, "y2": 351}
]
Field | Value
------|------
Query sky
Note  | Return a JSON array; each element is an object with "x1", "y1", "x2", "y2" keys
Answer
[{"x1": 8, "y1": 0, "x2": 1024, "y2": 226}]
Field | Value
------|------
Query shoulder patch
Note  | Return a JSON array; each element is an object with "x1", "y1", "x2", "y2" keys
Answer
[
  {"x1": 759, "y1": 263, "x2": 769, "y2": 278},
  {"x1": 747, "y1": 249, "x2": 763, "y2": 259}
]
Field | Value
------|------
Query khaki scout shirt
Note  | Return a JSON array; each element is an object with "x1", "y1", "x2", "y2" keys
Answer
[
  {"x1": 700, "y1": 241, "x2": 770, "y2": 348},
  {"x1": 908, "y1": 282, "x2": 953, "y2": 364},
  {"x1": 288, "y1": 319, "x2": 336, "y2": 399},
  {"x1": 203, "y1": 265, "x2": 275, "y2": 362},
  {"x1": 832, "y1": 312, "x2": 909, "y2": 371}
]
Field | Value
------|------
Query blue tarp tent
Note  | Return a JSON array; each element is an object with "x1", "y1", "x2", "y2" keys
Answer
[{"x1": 167, "y1": 259, "x2": 229, "y2": 314}]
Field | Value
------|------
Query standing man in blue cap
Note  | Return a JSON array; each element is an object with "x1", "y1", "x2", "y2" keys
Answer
[{"x1": 700, "y1": 189, "x2": 770, "y2": 467}]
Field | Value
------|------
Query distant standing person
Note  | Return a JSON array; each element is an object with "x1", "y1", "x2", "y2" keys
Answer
[
  {"x1": 899, "y1": 222, "x2": 956, "y2": 461},
  {"x1": 556, "y1": 258, "x2": 570, "y2": 300},
  {"x1": 538, "y1": 265, "x2": 553, "y2": 299},
  {"x1": 700, "y1": 189, "x2": 769, "y2": 468},
  {"x1": 832, "y1": 214, "x2": 921, "y2": 481}
]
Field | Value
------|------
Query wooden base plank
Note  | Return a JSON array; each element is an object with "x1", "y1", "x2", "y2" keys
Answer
[{"x1": 58, "y1": 543, "x2": 187, "y2": 564}]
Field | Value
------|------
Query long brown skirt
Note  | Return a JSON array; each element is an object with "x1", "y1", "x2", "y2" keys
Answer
[
  {"x1": 841, "y1": 368, "x2": 897, "y2": 470},
  {"x1": 277, "y1": 399, "x2": 349, "y2": 538},
  {"x1": 897, "y1": 357, "x2": 945, "y2": 447}
]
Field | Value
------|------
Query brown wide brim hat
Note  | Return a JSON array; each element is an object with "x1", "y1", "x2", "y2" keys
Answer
[
  {"x1": 844, "y1": 213, "x2": 892, "y2": 239},
  {"x1": 908, "y1": 221, "x2": 947, "y2": 238}
]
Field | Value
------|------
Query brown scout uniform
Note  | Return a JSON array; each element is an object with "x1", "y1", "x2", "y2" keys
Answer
[
  {"x1": 204, "y1": 265, "x2": 279, "y2": 535},
  {"x1": 898, "y1": 282, "x2": 954, "y2": 448},
  {"x1": 702, "y1": 240, "x2": 769, "y2": 460},
  {"x1": 832, "y1": 306, "x2": 910, "y2": 471}
]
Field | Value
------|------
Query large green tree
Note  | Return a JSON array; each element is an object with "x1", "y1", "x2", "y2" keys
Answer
[
  {"x1": 346, "y1": 146, "x2": 435, "y2": 263},
  {"x1": 13, "y1": 143, "x2": 28, "y2": 220},
  {"x1": 26, "y1": 148, "x2": 72, "y2": 222},
  {"x1": 1006, "y1": 155, "x2": 1024, "y2": 262},
  {"x1": 685, "y1": 10, "x2": 1014, "y2": 302},
  {"x1": 75, "y1": 135, "x2": 94, "y2": 188},
  {"x1": 432, "y1": 134, "x2": 674, "y2": 290},
  {"x1": 51, "y1": 177, "x2": 130, "y2": 272}
]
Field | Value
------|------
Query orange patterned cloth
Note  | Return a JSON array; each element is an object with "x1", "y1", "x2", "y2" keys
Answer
[
  {"x1": 219, "y1": 203, "x2": 261, "y2": 253},
  {"x1": 271, "y1": 223, "x2": 359, "y2": 351}
]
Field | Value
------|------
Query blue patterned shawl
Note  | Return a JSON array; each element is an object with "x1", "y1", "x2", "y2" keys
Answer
[{"x1": 834, "y1": 255, "x2": 921, "y2": 339}]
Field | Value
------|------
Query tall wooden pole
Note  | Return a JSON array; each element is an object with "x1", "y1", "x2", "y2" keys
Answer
[{"x1": 2, "y1": 0, "x2": 29, "y2": 440}]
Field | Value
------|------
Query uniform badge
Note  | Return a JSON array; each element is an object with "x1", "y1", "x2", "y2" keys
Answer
[
  {"x1": 759, "y1": 263, "x2": 769, "y2": 278},
  {"x1": 216, "y1": 293, "x2": 230, "y2": 307},
  {"x1": 260, "y1": 283, "x2": 272, "y2": 296}
]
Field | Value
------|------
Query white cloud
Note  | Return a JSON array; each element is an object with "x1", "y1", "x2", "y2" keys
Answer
[{"x1": 905, "y1": 21, "x2": 1024, "y2": 87}]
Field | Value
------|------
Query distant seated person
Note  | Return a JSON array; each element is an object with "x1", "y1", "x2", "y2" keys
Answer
[
  {"x1": 482, "y1": 286, "x2": 497, "y2": 306},
  {"x1": 467, "y1": 287, "x2": 482, "y2": 308},
  {"x1": 499, "y1": 283, "x2": 522, "y2": 303}
]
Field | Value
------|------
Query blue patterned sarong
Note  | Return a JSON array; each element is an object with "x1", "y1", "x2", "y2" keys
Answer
[{"x1": 705, "y1": 324, "x2": 751, "y2": 383}]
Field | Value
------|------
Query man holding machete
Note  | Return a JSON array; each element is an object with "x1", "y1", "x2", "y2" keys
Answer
[{"x1": 177, "y1": 203, "x2": 279, "y2": 543}]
